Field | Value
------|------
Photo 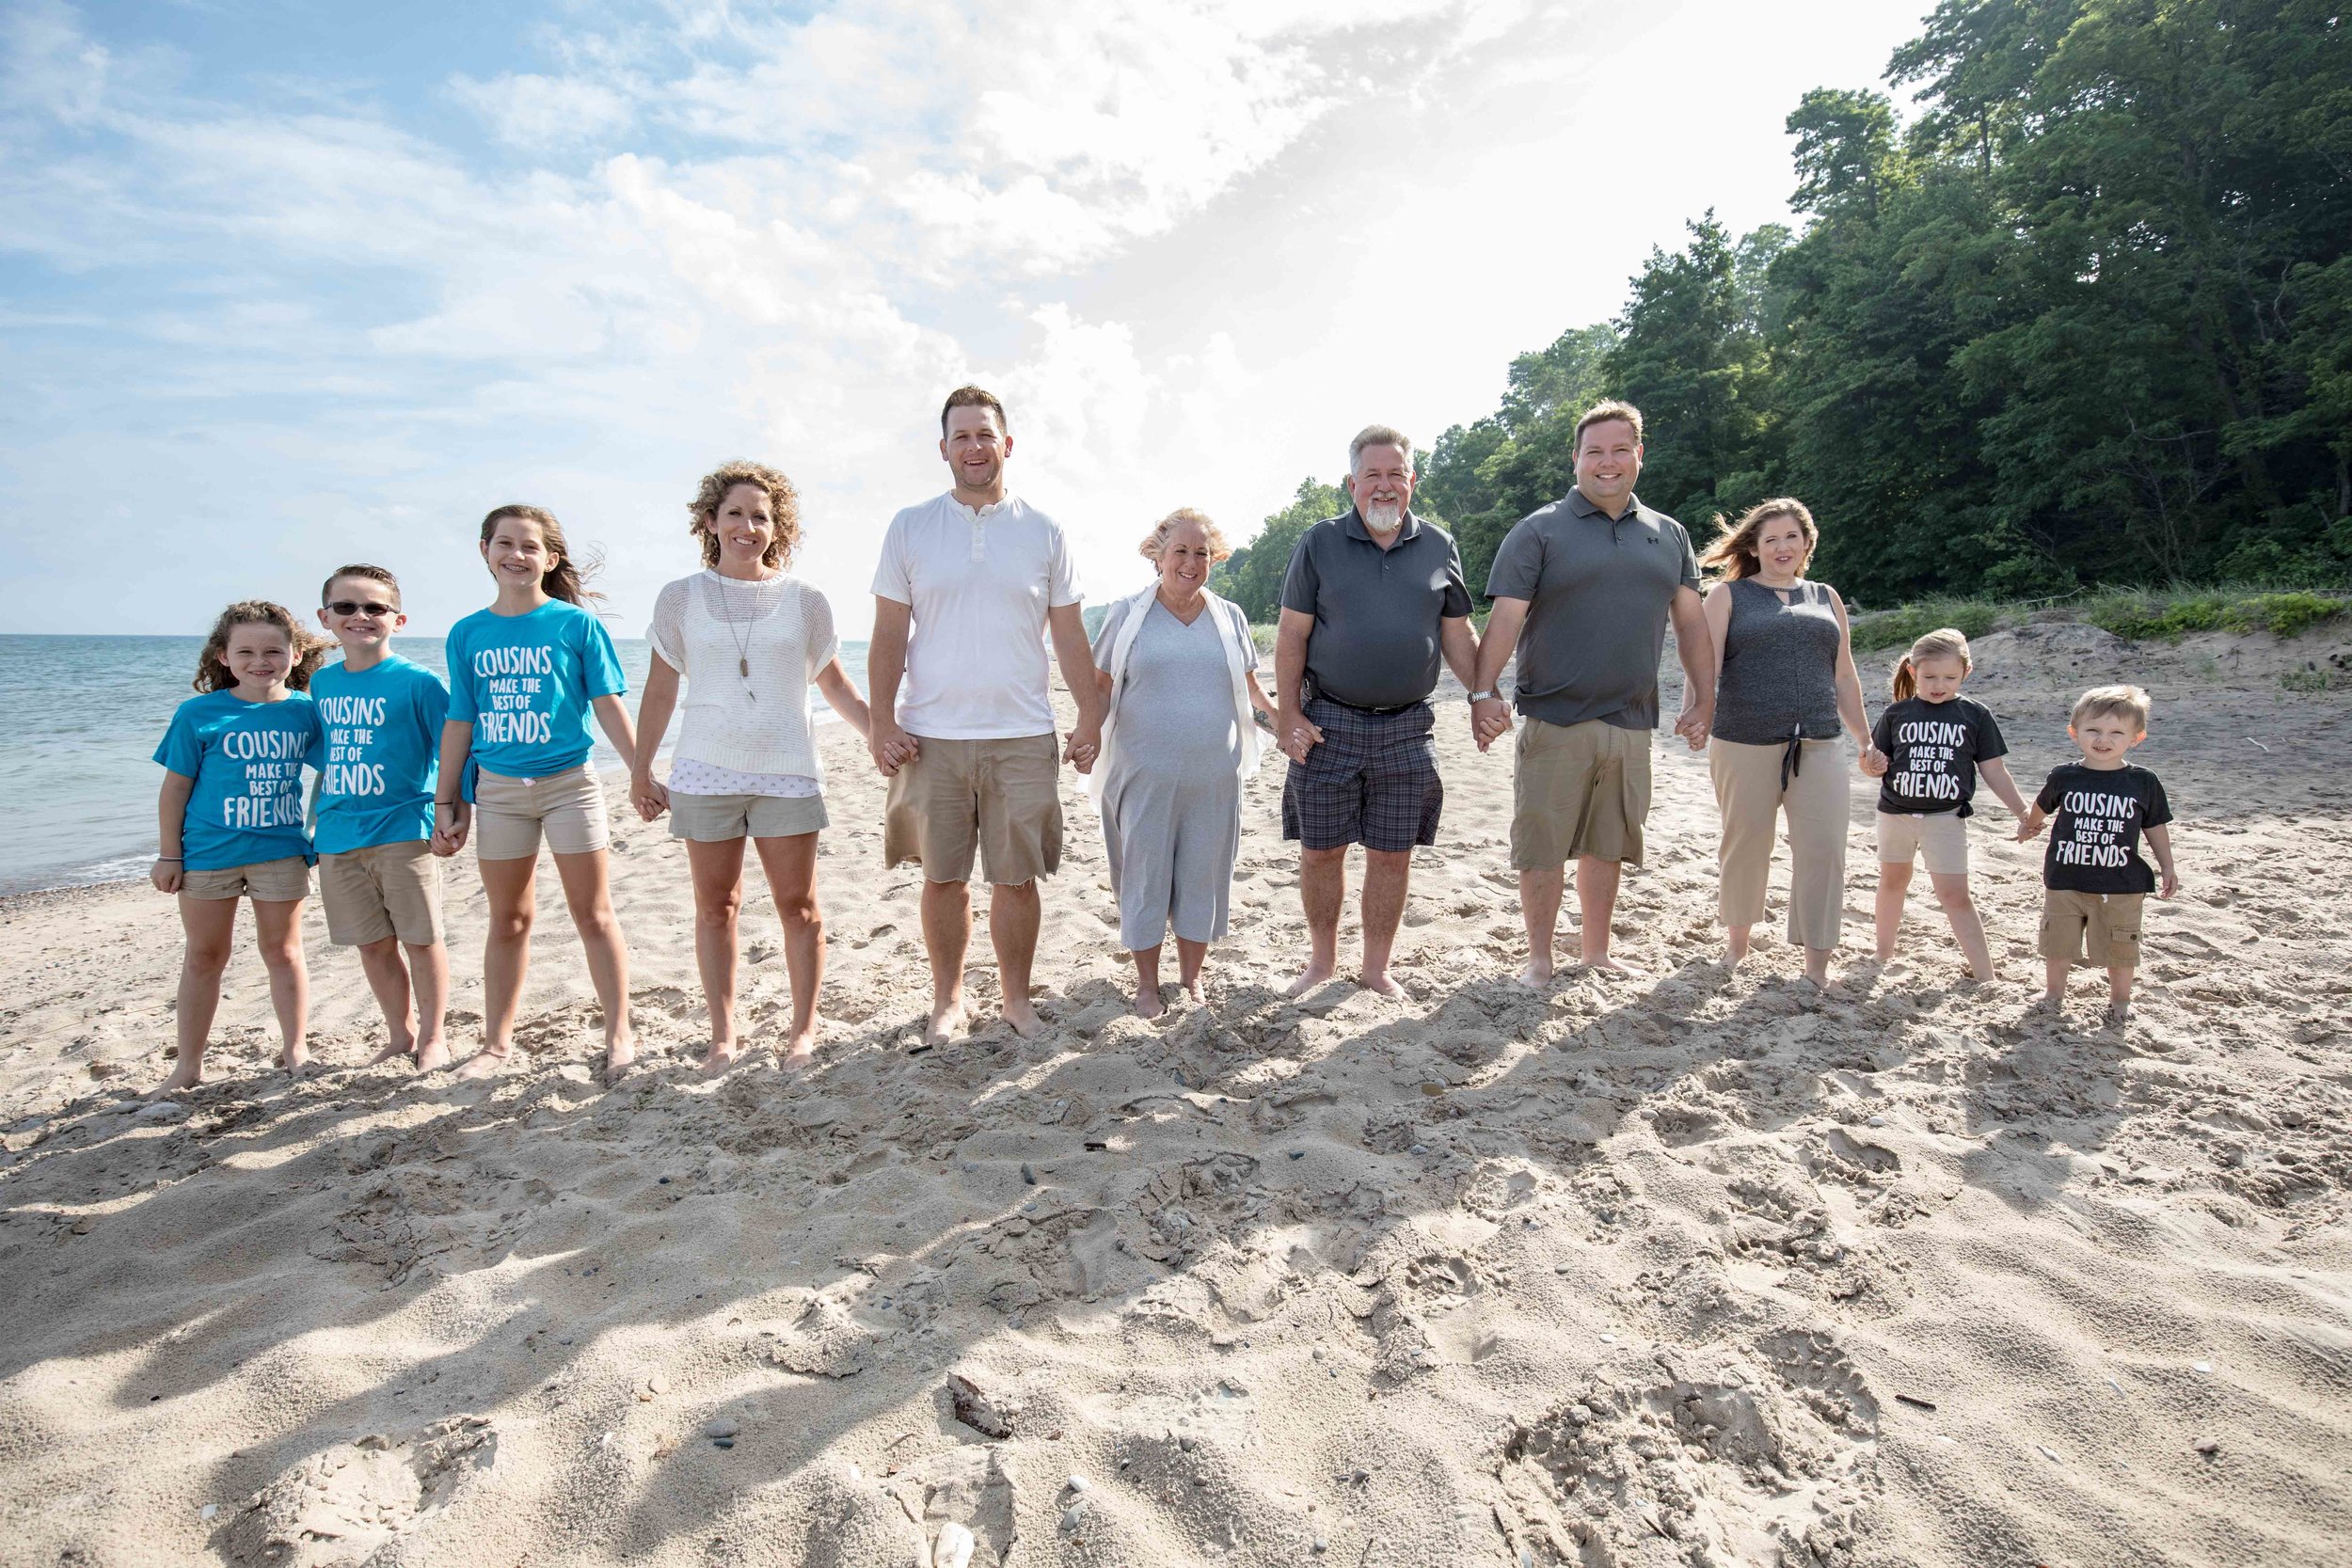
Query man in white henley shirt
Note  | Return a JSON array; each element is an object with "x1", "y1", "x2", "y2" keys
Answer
[{"x1": 869, "y1": 385, "x2": 1104, "y2": 1043}]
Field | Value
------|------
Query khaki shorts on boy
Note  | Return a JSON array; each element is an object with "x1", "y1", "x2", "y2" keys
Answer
[
  {"x1": 473, "y1": 765, "x2": 612, "y2": 861},
  {"x1": 2040, "y1": 890, "x2": 2145, "y2": 968},
  {"x1": 1877, "y1": 810, "x2": 1969, "y2": 876},
  {"x1": 883, "y1": 734, "x2": 1061, "y2": 884},
  {"x1": 1511, "y1": 717, "x2": 1652, "y2": 869},
  {"x1": 182, "y1": 857, "x2": 311, "y2": 902},
  {"x1": 320, "y1": 840, "x2": 444, "y2": 946}
]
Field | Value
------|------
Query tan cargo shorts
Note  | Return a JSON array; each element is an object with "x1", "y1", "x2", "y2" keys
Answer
[
  {"x1": 883, "y1": 734, "x2": 1062, "y2": 885},
  {"x1": 2040, "y1": 889, "x2": 2146, "y2": 969},
  {"x1": 1511, "y1": 717, "x2": 1653, "y2": 870},
  {"x1": 320, "y1": 840, "x2": 444, "y2": 947}
]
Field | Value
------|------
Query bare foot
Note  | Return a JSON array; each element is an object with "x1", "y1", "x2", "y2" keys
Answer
[
  {"x1": 1359, "y1": 972, "x2": 1405, "y2": 1000},
  {"x1": 366, "y1": 1035, "x2": 417, "y2": 1067},
  {"x1": 698, "y1": 1040, "x2": 744, "y2": 1077},
  {"x1": 927, "y1": 997, "x2": 967, "y2": 1046},
  {"x1": 281, "y1": 1048, "x2": 319, "y2": 1078},
  {"x1": 1284, "y1": 959, "x2": 1336, "y2": 998},
  {"x1": 604, "y1": 1037, "x2": 638, "y2": 1082},
  {"x1": 1516, "y1": 957, "x2": 1555, "y2": 990},
  {"x1": 779, "y1": 1023, "x2": 818, "y2": 1069},
  {"x1": 1722, "y1": 939, "x2": 1750, "y2": 969},
  {"x1": 1580, "y1": 954, "x2": 1647, "y2": 978},
  {"x1": 1002, "y1": 998, "x2": 1044, "y2": 1039},
  {"x1": 1134, "y1": 988, "x2": 1166, "y2": 1020},
  {"x1": 150, "y1": 1056, "x2": 204, "y2": 1097},
  {"x1": 453, "y1": 1048, "x2": 511, "y2": 1080},
  {"x1": 413, "y1": 1037, "x2": 452, "y2": 1072},
  {"x1": 1181, "y1": 977, "x2": 1206, "y2": 1006}
]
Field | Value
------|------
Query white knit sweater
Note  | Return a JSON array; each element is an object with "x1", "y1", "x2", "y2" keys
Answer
[{"x1": 646, "y1": 572, "x2": 837, "y2": 781}]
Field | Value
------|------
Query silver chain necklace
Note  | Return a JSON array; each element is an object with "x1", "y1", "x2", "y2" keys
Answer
[{"x1": 717, "y1": 570, "x2": 758, "y2": 702}]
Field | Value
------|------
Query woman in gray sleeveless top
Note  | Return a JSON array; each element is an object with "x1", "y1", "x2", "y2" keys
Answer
[{"x1": 1698, "y1": 499, "x2": 1882, "y2": 983}]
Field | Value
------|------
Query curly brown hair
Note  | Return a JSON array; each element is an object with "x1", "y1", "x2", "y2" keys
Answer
[
  {"x1": 688, "y1": 461, "x2": 802, "y2": 571},
  {"x1": 1697, "y1": 497, "x2": 1819, "y2": 581},
  {"x1": 193, "y1": 600, "x2": 331, "y2": 693}
]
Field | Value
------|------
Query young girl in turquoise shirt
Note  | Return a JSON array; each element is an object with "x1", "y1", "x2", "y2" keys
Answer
[{"x1": 150, "y1": 601, "x2": 329, "y2": 1093}]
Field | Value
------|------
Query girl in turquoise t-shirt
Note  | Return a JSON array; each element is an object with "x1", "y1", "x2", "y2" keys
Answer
[
  {"x1": 435, "y1": 504, "x2": 643, "y2": 1082},
  {"x1": 150, "y1": 600, "x2": 330, "y2": 1094}
]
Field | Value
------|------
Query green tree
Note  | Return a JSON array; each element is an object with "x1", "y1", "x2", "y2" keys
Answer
[{"x1": 1211, "y1": 478, "x2": 1347, "y2": 621}]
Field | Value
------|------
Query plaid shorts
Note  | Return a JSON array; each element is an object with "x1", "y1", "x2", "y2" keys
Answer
[{"x1": 1280, "y1": 695, "x2": 1443, "y2": 852}]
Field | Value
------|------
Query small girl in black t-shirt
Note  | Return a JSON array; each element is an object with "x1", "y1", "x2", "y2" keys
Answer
[{"x1": 1860, "y1": 628, "x2": 2030, "y2": 980}]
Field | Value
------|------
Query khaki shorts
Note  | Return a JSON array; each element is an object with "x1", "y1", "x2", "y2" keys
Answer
[
  {"x1": 669, "y1": 791, "x2": 830, "y2": 842},
  {"x1": 2040, "y1": 890, "x2": 2146, "y2": 969},
  {"x1": 1877, "y1": 810, "x2": 1969, "y2": 876},
  {"x1": 883, "y1": 733, "x2": 1062, "y2": 885},
  {"x1": 320, "y1": 840, "x2": 444, "y2": 947},
  {"x1": 474, "y1": 765, "x2": 612, "y2": 861},
  {"x1": 1512, "y1": 717, "x2": 1653, "y2": 869},
  {"x1": 182, "y1": 857, "x2": 310, "y2": 902}
]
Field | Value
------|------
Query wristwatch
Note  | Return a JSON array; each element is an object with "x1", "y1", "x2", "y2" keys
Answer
[{"x1": 1468, "y1": 689, "x2": 1500, "y2": 703}]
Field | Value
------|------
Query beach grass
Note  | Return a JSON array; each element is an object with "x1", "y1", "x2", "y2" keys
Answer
[{"x1": 1849, "y1": 582, "x2": 2348, "y2": 653}]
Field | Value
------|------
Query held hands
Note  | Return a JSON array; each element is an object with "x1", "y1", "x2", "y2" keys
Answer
[
  {"x1": 2013, "y1": 812, "x2": 2046, "y2": 843},
  {"x1": 151, "y1": 860, "x2": 183, "y2": 895},
  {"x1": 432, "y1": 800, "x2": 471, "y2": 857},
  {"x1": 868, "y1": 719, "x2": 919, "y2": 778},
  {"x1": 1470, "y1": 697, "x2": 1512, "y2": 752},
  {"x1": 1063, "y1": 719, "x2": 1102, "y2": 775},
  {"x1": 1858, "y1": 743, "x2": 1888, "y2": 778},
  {"x1": 1673, "y1": 703, "x2": 1711, "y2": 752},
  {"x1": 630, "y1": 773, "x2": 670, "y2": 822},
  {"x1": 1278, "y1": 710, "x2": 1325, "y2": 765}
]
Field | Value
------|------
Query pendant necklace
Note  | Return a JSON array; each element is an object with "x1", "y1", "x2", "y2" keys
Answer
[{"x1": 719, "y1": 571, "x2": 757, "y2": 702}]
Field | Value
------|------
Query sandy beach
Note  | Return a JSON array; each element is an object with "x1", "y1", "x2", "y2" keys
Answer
[{"x1": 3, "y1": 621, "x2": 2348, "y2": 1567}]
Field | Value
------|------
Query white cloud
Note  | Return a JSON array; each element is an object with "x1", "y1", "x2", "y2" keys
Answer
[
  {"x1": 0, "y1": 0, "x2": 1932, "y2": 637},
  {"x1": 449, "y1": 71, "x2": 638, "y2": 150}
]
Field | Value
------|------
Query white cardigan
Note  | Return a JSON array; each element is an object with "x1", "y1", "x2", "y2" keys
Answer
[{"x1": 1089, "y1": 585, "x2": 1262, "y2": 811}]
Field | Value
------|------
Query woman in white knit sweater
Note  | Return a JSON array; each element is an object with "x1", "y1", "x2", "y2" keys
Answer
[{"x1": 630, "y1": 461, "x2": 874, "y2": 1071}]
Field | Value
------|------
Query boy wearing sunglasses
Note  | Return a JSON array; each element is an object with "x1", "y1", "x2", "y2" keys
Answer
[{"x1": 311, "y1": 564, "x2": 454, "y2": 1070}]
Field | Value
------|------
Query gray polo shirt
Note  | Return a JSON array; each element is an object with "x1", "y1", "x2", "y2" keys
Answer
[
  {"x1": 1280, "y1": 509, "x2": 1473, "y2": 708},
  {"x1": 1485, "y1": 488, "x2": 1700, "y2": 730}
]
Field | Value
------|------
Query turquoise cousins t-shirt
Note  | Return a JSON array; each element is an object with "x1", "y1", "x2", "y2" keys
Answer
[
  {"x1": 151, "y1": 690, "x2": 324, "y2": 871},
  {"x1": 445, "y1": 599, "x2": 628, "y2": 784},
  {"x1": 310, "y1": 655, "x2": 452, "y2": 855}
]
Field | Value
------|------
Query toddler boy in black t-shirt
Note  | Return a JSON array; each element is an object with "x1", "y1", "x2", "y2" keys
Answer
[{"x1": 2015, "y1": 685, "x2": 2180, "y2": 1017}]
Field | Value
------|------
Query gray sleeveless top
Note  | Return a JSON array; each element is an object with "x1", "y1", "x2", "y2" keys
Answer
[{"x1": 1710, "y1": 578, "x2": 1843, "y2": 744}]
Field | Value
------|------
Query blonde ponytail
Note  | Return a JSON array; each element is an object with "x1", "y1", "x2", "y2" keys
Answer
[{"x1": 1890, "y1": 626, "x2": 1973, "y2": 701}]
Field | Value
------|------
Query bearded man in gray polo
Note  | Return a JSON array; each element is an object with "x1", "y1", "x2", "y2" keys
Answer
[
  {"x1": 1274, "y1": 424, "x2": 1479, "y2": 998},
  {"x1": 1469, "y1": 400, "x2": 1714, "y2": 984}
]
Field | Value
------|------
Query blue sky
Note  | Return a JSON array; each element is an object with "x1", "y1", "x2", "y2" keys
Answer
[{"x1": 2, "y1": 0, "x2": 1932, "y2": 637}]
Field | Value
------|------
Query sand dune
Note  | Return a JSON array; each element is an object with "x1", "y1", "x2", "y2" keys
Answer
[{"x1": 2, "y1": 622, "x2": 2348, "y2": 1566}]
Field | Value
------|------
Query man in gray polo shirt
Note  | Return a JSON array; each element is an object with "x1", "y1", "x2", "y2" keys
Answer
[
  {"x1": 1275, "y1": 423, "x2": 1479, "y2": 998},
  {"x1": 1469, "y1": 399, "x2": 1714, "y2": 984}
]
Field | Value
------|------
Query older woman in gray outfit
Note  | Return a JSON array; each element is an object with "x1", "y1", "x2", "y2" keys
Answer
[
  {"x1": 1699, "y1": 498, "x2": 1883, "y2": 985},
  {"x1": 1088, "y1": 509, "x2": 1280, "y2": 1016}
]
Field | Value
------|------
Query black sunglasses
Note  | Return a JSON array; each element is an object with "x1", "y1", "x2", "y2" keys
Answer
[{"x1": 326, "y1": 600, "x2": 399, "y2": 616}]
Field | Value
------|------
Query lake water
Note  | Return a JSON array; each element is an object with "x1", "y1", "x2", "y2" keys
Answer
[{"x1": 0, "y1": 635, "x2": 870, "y2": 896}]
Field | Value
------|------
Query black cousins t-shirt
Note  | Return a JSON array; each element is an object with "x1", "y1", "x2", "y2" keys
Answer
[
  {"x1": 1872, "y1": 696, "x2": 2008, "y2": 817},
  {"x1": 2036, "y1": 763, "x2": 2172, "y2": 894}
]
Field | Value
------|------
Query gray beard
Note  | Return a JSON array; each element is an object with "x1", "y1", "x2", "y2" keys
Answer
[{"x1": 1363, "y1": 501, "x2": 1405, "y2": 533}]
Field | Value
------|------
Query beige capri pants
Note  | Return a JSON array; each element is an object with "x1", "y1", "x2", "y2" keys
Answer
[{"x1": 1710, "y1": 736, "x2": 1849, "y2": 951}]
